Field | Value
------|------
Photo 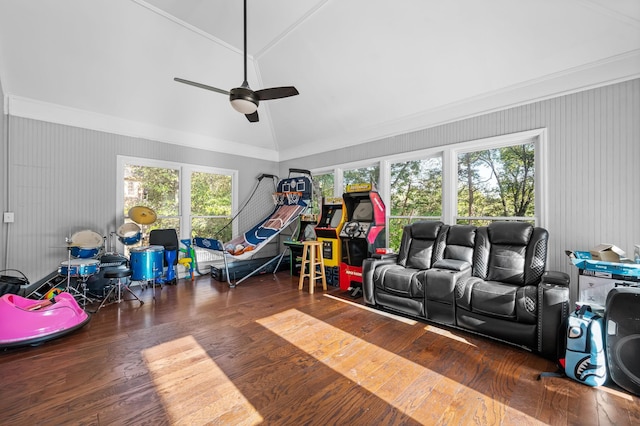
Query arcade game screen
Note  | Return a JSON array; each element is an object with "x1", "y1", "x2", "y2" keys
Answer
[
  {"x1": 350, "y1": 199, "x2": 373, "y2": 222},
  {"x1": 329, "y1": 207, "x2": 343, "y2": 228},
  {"x1": 317, "y1": 206, "x2": 343, "y2": 228}
]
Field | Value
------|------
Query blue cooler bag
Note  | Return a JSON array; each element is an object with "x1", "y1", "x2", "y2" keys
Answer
[{"x1": 565, "y1": 305, "x2": 607, "y2": 386}]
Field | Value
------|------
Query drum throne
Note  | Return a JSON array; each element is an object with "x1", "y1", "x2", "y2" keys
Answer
[{"x1": 96, "y1": 268, "x2": 143, "y2": 311}]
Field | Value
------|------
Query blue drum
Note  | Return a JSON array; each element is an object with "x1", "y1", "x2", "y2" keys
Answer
[
  {"x1": 70, "y1": 230, "x2": 103, "y2": 258},
  {"x1": 130, "y1": 246, "x2": 164, "y2": 281},
  {"x1": 116, "y1": 222, "x2": 141, "y2": 246},
  {"x1": 59, "y1": 259, "x2": 100, "y2": 277}
]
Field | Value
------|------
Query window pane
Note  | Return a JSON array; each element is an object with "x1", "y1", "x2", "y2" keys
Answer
[
  {"x1": 124, "y1": 165, "x2": 179, "y2": 217},
  {"x1": 190, "y1": 171, "x2": 232, "y2": 241},
  {"x1": 315, "y1": 173, "x2": 335, "y2": 198},
  {"x1": 390, "y1": 157, "x2": 442, "y2": 217},
  {"x1": 344, "y1": 165, "x2": 379, "y2": 190},
  {"x1": 152, "y1": 218, "x2": 181, "y2": 237},
  {"x1": 387, "y1": 157, "x2": 442, "y2": 251},
  {"x1": 457, "y1": 143, "x2": 535, "y2": 221},
  {"x1": 191, "y1": 217, "x2": 231, "y2": 242},
  {"x1": 388, "y1": 218, "x2": 411, "y2": 252},
  {"x1": 191, "y1": 172, "x2": 231, "y2": 216},
  {"x1": 455, "y1": 218, "x2": 535, "y2": 227},
  {"x1": 310, "y1": 173, "x2": 335, "y2": 215}
]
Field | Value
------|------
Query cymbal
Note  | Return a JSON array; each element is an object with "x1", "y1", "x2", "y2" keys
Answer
[{"x1": 128, "y1": 206, "x2": 157, "y2": 225}]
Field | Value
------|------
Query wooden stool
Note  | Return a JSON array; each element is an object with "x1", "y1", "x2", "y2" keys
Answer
[{"x1": 298, "y1": 241, "x2": 327, "y2": 294}]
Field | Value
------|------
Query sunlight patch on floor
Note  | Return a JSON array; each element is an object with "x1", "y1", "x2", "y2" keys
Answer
[
  {"x1": 323, "y1": 294, "x2": 475, "y2": 347},
  {"x1": 323, "y1": 294, "x2": 417, "y2": 325},
  {"x1": 256, "y1": 308, "x2": 517, "y2": 423},
  {"x1": 142, "y1": 335, "x2": 262, "y2": 425},
  {"x1": 597, "y1": 385, "x2": 635, "y2": 401},
  {"x1": 424, "y1": 324, "x2": 477, "y2": 347}
]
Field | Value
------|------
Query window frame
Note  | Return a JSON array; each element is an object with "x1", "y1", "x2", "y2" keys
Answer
[
  {"x1": 447, "y1": 129, "x2": 547, "y2": 227},
  {"x1": 117, "y1": 156, "x2": 238, "y2": 243},
  {"x1": 311, "y1": 128, "x2": 548, "y2": 244}
]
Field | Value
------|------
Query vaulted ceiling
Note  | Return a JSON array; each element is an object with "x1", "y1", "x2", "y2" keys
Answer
[{"x1": 0, "y1": 0, "x2": 638, "y2": 161}]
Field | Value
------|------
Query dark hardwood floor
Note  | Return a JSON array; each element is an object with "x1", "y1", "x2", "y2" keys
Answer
[{"x1": 1, "y1": 271, "x2": 638, "y2": 425}]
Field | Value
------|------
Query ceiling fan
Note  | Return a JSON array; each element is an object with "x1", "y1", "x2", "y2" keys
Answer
[{"x1": 174, "y1": 0, "x2": 299, "y2": 123}]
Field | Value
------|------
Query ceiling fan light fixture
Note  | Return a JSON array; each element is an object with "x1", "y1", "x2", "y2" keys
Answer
[
  {"x1": 230, "y1": 87, "x2": 259, "y2": 114},
  {"x1": 230, "y1": 98, "x2": 258, "y2": 114}
]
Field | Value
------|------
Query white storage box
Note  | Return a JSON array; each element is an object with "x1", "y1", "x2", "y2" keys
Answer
[{"x1": 578, "y1": 275, "x2": 637, "y2": 307}]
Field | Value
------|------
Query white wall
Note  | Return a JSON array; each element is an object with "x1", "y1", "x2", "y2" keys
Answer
[
  {"x1": 2, "y1": 79, "x2": 639, "y2": 300},
  {"x1": 0, "y1": 118, "x2": 278, "y2": 281},
  {"x1": 281, "y1": 79, "x2": 640, "y2": 302}
]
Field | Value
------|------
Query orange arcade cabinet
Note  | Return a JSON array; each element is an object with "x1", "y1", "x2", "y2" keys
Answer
[
  {"x1": 314, "y1": 197, "x2": 346, "y2": 286},
  {"x1": 339, "y1": 183, "x2": 386, "y2": 297}
]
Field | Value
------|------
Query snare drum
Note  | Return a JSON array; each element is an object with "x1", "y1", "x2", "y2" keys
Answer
[
  {"x1": 59, "y1": 259, "x2": 100, "y2": 277},
  {"x1": 130, "y1": 246, "x2": 164, "y2": 281},
  {"x1": 70, "y1": 230, "x2": 103, "y2": 258},
  {"x1": 116, "y1": 222, "x2": 141, "y2": 246}
]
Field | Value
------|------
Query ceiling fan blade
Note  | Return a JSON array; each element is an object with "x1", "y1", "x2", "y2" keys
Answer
[
  {"x1": 245, "y1": 111, "x2": 259, "y2": 122},
  {"x1": 174, "y1": 77, "x2": 230, "y2": 96},
  {"x1": 255, "y1": 86, "x2": 299, "y2": 101}
]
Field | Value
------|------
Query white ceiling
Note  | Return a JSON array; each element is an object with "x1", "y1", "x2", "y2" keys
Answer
[{"x1": 0, "y1": 0, "x2": 639, "y2": 162}]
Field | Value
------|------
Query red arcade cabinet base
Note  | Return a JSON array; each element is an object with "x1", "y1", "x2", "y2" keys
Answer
[{"x1": 340, "y1": 263, "x2": 364, "y2": 296}]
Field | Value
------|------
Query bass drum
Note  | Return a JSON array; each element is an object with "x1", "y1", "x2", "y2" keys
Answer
[
  {"x1": 85, "y1": 254, "x2": 129, "y2": 298},
  {"x1": 130, "y1": 246, "x2": 164, "y2": 281}
]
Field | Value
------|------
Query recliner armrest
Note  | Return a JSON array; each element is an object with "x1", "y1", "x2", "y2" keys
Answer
[
  {"x1": 432, "y1": 259, "x2": 471, "y2": 272},
  {"x1": 362, "y1": 256, "x2": 398, "y2": 306},
  {"x1": 540, "y1": 271, "x2": 570, "y2": 287},
  {"x1": 538, "y1": 277, "x2": 570, "y2": 359},
  {"x1": 372, "y1": 253, "x2": 398, "y2": 260}
]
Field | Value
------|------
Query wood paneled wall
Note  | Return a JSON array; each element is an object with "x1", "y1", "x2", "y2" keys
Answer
[{"x1": 280, "y1": 79, "x2": 640, "y2": 302}]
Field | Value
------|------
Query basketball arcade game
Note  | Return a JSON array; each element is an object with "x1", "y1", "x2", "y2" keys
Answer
[
  {"x1": 195, "y1": 169, "x2": 313, "y2": 287},
  {"x1": 339, "y1": 183, "x2": 386, "y2": 297},
  {"x1": 314, "y1": 197, "x2": 346, "y2": 286}
]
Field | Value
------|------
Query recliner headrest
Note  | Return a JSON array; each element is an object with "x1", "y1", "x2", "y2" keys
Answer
[
  {"x1": 487, "y1": 221, "x2": 532, "y2": 245},
  {"x1": 410, "y1": 221, "x2": 442, "y2": 239},
  {"x1": 447, "y1": 225, "x2": 476, "y2": 247}
]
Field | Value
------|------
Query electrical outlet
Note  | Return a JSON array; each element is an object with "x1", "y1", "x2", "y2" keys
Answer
[{"x1": 3, "y1": 212, "x2": 14, "y2": 223}]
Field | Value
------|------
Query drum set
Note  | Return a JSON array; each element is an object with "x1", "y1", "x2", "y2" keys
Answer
[
  {"x1": 120, "y1": 206, "x2": 175, "y2": 289},
  {"x1": 39, "y1": 205, "x2": 174, "y2": 310}
]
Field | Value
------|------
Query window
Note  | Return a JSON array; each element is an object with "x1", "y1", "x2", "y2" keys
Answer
[
  {"x1": 388, "y1": 156, "x2": 442, "y2": 251},
  {"x1": 343, "y1": 164, "x2": 379, "y2": 190},
  {"x1": 117, "y1": 157, "x2": 236, "y2": 245},
  {"x1": 456, "y1": 140, "x2": 537, "y2": 226},
  {"x1": 124, "y1": 164, "x2": 180, "y2": 232},
  {"x1": 190, "y1": 171, "x2": 233, "y2": 242},
  {"x1": 312, "y1": 128, "x2": 547, "y2": 247},
  {"x1": 315, "y1": 173, "x2": 335, "y2": 199},
  {"x1": 311, "y1": 172, "x2": 335, "y2": 215}
]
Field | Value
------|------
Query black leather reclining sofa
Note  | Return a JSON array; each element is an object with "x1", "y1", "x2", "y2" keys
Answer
[{"x1": 362, "y1": 221, "x2": 570, "y2": 359}]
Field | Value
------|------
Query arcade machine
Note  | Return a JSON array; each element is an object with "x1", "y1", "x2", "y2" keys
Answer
[
  {"x1": 314, "y1": 197, "x2": 346, "y2": 286},
  {"x1": 339, "y1": 183, "x2": 386, "y2": 297}
]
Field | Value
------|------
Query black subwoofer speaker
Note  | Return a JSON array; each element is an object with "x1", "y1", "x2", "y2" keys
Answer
[{"x1": 605, "y1": 287, "x2": 640, "y2": 396}]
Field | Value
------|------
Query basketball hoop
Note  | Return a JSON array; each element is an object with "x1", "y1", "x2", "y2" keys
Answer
[
  {"x1": 272, "y1": 192, "x2": 286, "y2": 206},
  {"x1": 286, "y1": 191, "x2": 302, "y2": 205}
]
